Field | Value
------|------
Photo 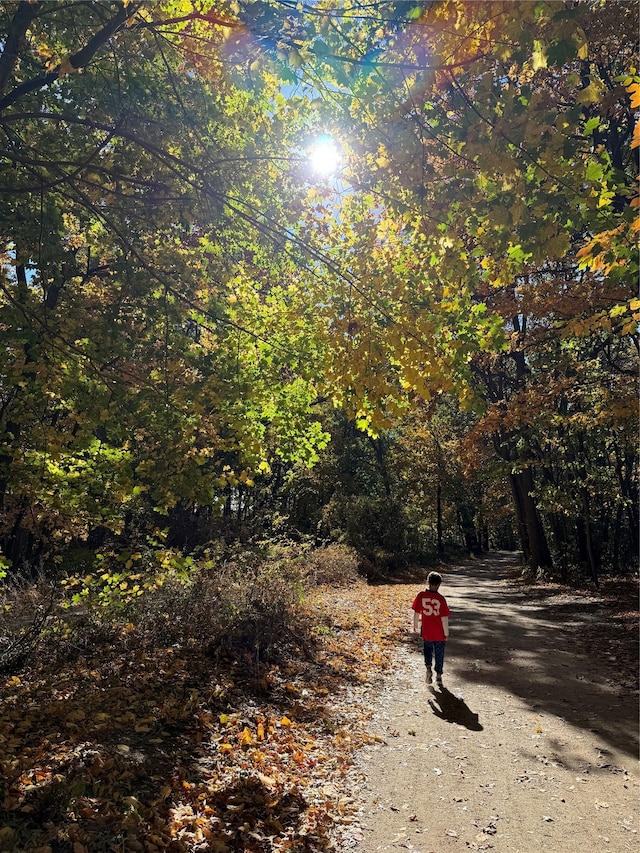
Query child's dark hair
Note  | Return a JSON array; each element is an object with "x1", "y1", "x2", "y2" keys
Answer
[{"x1": 427, "y1": 571, "x2": 442, "y2": 587}]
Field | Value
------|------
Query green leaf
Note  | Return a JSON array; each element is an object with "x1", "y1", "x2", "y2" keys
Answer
[
  {"x1": 585, "y1": 161, "x2": 604, "y2": 181},
  {"x1": 546, "y1": 39, "x2": 577, "y2": 66}
]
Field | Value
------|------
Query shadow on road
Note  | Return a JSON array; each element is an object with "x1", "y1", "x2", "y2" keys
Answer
[
  {"x1": 428, "y1": 686, "x2": 484, "y2": 731},
  {"x1": 413, "y1": 552, "x2": 638, "y2": 761}
]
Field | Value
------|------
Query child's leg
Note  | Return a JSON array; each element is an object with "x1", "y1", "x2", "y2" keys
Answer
[
  {"x1": 433, "y1": 641, "x2": 446, "y2": 675},
  {"x1": 423, "y1": 640, "x2": 434, "y2": 669}
]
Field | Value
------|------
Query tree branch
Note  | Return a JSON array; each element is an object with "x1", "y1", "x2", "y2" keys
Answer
[
  {"x1": 0, "y1": 1, "x2": 143, "y2": 113},
  {"x1": 0, "y1": 1, "x2": 41, "y2": 97}
]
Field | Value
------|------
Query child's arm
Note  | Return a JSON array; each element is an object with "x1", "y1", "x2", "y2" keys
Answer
[
  {"x1": 413, "y1": 611, "x2": 421, "y2": 633},
  {"x1": 441, "y1": 616, "x2": 449, "y2": 638}
]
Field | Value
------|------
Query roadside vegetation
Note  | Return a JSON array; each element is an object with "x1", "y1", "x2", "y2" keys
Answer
[{"x1": 0, "y1": 1, "x2": 637, "y2": 850}]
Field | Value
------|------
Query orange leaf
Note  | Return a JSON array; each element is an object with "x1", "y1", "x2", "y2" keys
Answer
[{"x1": 626, "y1": 81, "x2": 640, "y2": 109}]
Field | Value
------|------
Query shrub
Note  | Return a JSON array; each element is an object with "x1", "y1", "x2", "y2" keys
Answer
[
  {"x1": 131, "y1": 545, "x2": 306, "y2": 659},
  {"x1": 303, "y1": 544, "x2": 361, "y2": 586},
  {"x1": 0, "y1": 575, "x2": 55, "y2": 674}
]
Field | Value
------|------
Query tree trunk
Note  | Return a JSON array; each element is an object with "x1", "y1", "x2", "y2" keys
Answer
[
  {"x1": 509, "y1": 468, "x2": 552, "y2": 571},
  {"x1": 580, "y1": 488, "x2": 600, "y2": 587},
  {"x1": 508, "y1": 472, "x2": 530, "y2": 562},
  {"x1": 546, "y1": 511, "x2": 568, "y2": 581},
  {"x1": 436, "y1": 481, "x2": 443, "y2": 554}
]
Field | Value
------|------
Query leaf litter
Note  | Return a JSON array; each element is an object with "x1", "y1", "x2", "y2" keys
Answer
[{"x1": 0, "y1": 580, "x2": 410, "y2": 852}]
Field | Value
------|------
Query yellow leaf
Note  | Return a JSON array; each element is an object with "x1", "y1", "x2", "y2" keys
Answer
[
  {"x1": 532, "y1": 40, "x2": 547, "y2": 70},
  {"x1": 36, "y1": 43, "x2": 53, "y2": 59},
  {"x1": 610, "y1": 304, "x2": 628, "y2": 318},
  {"x1": 219, "y1": 713, "x2": 229, "y2": 724},
  {"x1": 238, "y1": 726, "x2": 252, "y2": 745},
  {"x1": 257, "y1": 722, "x2": 265, "y2": 740},
  {"x1": 576, "y1": 80, "x2": 605, "y2": 106},
  {"x1": 280, "y1": 716, "x2": 292, "y2": 727}
]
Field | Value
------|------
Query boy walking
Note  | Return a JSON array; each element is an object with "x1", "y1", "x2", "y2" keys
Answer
[{"x1": 412, "y1": 571, "x2": 450, "y2": 686}]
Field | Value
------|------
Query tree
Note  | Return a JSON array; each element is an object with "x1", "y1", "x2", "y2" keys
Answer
[
  {"x1": 0, "y1": 0, "x2": 329, "y2": 569},
  {"x1": 1, "y1": 0, "x2": 636, "y2": 582},
  {"x1": 287, "y1": 0, "x2": 638, "y2": 575}
]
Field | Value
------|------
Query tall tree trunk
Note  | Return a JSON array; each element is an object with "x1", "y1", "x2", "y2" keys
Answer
[
  {"x1": 368, "y1": 435, "x2": 392, "y2": 498},
  {"x1": 507, "y1": 471, "x2": 530, "y2": 562},
  {"x1": 545, "y1": 511, "x2": 568, "y2": 581},
  {"x1": 580, "y1": 488, "x2": 600, "y2": 587},
  {"x1": 615, "y1": 445, "x2": 639, "y2": 554},
  {"x1": 458, "y1": 503, "x2": 481, "y2": 555},
  {"x1": 510, "y1": 468, "x2": 552, "y2": 570},
  {"x1": 436, "y1": 481, "x2": 443, "y2": 554},
  {"x1": 612, "y1": 504, "x2": 623, "y2": 572}
]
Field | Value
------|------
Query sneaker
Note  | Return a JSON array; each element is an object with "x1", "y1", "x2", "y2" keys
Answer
[
  {"x1": 425, "y1": 667, "x2": 433, "y2": 684},
  {"x1": 435, "y1": 674, "x2": 443, "y2": 686}
]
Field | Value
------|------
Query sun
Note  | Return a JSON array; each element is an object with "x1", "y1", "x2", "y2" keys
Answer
[{"x1": 309, "y1": 134, "x2": 342, "y2": 175}]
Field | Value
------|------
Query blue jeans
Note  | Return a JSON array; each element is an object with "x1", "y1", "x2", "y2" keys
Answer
[{"x1": 423, "y1": 640, "x2": 446, "y2": 675}]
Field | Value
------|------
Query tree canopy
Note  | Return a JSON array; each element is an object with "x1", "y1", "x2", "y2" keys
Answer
[{"x1": 0, "y1": 0, "x2": 637, "y2": 580}]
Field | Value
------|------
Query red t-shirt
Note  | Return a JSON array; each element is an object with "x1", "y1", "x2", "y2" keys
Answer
[{"x1": 412, "y1": 590, "x2": 450, "y2": 641}]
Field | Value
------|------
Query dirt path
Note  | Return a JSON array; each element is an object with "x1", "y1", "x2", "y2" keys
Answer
[{"x1": 338, "y1": 553, "x2": 639, "y2": 853}]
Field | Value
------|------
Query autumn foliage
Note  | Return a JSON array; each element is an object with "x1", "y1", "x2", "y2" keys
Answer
[
  {"x1": 0, "y1": 550, "x2": 409, "y2": 852},
  {"x1": 0, "y1": 1, "x2": 637, "y2": 846}
]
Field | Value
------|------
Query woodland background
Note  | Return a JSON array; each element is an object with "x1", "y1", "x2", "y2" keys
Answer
[{"x1": 0, "y1": 1, "x2": 638, "y2": 849}]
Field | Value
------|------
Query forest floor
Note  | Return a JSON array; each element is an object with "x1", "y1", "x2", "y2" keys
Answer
[
  {"x1": 331, "y1": 552, "x2": 639, "y2": 853},
  {"x1": 0, "y1": 551, "x2": 637, "y2": 852}
]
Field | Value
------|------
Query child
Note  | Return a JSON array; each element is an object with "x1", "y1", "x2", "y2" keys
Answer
[{"x1": 412, "y1": 571, "x2": 450, "y2": 686}]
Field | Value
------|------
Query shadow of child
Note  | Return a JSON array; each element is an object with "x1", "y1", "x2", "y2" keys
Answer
[{"x1": 428, "y1": 687, "x2": 483, "y2": 731}]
